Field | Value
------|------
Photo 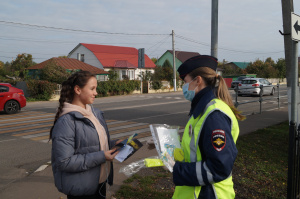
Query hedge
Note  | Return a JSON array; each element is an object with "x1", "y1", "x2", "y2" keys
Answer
[
  {"x1": 97, "y1": 80, "x2": 140, "y2": 97},
  {"x1": 26, "y1": 79, "x2": 57, "y2": 101}
]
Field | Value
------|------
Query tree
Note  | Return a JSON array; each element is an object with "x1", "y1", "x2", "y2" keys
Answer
[
  {"x1": 162, "y1": 59, "x2": 172, "y2": 68},
  {"x1": 40, "y1": 59, "x2": 70, "y2": 84},
  {"x1": 245, "y1": 58, "x2": 279, "y2": 78},
  {"x1": 0, "y1": 61, "x2": 4, "y2": 76},
  {"x1": 221, "y1": 64, "x2": 243, "y2": 76},
  {"x1": 274, "y1": 58, "x2": 286, "y2": 79},
  {"x1": 151, "y1": 57, "x2": 157, "y2": 64},
  {"x1": 108, "y1": 69, "x2": 119, "y2": 81},
  {"x1": 139, "y1": 70, "x2": 152, "y2": 81},
  {"x1": 151, "y1": 65, "x2": 180, "y2": 88},
  {"x1": 11, "y1": 53, "x2": 34, "y2": 78}
]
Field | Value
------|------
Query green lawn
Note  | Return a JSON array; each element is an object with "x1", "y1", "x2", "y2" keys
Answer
[{"x1": 115, "y1": 122, "x2": 289, "y2": 199}]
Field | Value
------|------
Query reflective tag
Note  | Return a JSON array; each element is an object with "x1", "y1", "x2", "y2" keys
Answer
[{"x1": 189, "y1": 124, "x2": 193, "y2": 137}]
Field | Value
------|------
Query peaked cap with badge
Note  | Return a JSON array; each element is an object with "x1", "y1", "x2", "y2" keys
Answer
[{"x1": 177, "y1": 55, "x2": 218, "y2": 79}]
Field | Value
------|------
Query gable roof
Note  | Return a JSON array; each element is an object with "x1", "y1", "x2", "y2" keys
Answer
[
  {"x1": 28, "y1": 58, "x2": 109, "y2": 75},
  {"x1": 231, "y1": 62, "x2": 250, "y2": 69},
  {"x1": 78, "y1": 43, "x2": 156, "y2": 69},
  {"x1": 166, "y1": 50, "x2": 200, "y2": 63}
]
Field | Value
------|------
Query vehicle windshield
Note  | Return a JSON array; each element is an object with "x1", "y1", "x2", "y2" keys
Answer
[
  {"x1": 238, "y1": 77, "x2": 246, "y2": 81},
  {"x1": 241, "y1": 80, "x2": 257, "y2": 84}
]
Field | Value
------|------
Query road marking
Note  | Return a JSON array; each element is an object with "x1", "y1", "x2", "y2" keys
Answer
[
  {"x1": 34, "y1": 161, "x2": 51, "y2": 173},
  {"x1": 0, "y1": 115, "x2": 53, "y2": 125},
  {"x1": 130, "y1": 111, "x2": 189, "y2": 121},
  {"x1": 0, "y1": 124, "x2": 53, "y2": 134},
  {"x1": 101, "y1": 100, "x2": 187, "y2": 111},
  {"x1": 0, "y1": 139, "x2": 16, "y2": 143},
  {"x1": 0, "y1": 112, "x2": 53, "y2": 122},
  {"x1": 1, "y1": 111, "x2": 185, "y2": 144},
  {"x1": 0, "y1": 119, "x2": 53, "y2": 128},
  {"x1": 13, "y1": 129, "x2": 50, "y2": 136}
]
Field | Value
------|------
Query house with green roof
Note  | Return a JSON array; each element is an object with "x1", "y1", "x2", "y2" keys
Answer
[
  {"x1": 156, "y1": 50, "x2": 200, "y2": 70},
  {"x1": 223, "y1": 62, "x2": 250, "y2": 70},
  {"x1": 156, "y1": 50, "x2": 223, "y2": 75}
]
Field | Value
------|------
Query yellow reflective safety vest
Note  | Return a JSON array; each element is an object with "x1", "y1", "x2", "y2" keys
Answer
[{"x1": 172, "y1": 98, "x2": 239, "y2": 199}]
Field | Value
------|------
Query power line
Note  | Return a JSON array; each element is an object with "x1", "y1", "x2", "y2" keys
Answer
[
  {"x1": 146, "y1": 35, "x2": 171, "y2": 56},
  {"x1": 0, "y1": 20, "x2": 170, "y2": 36},
  {"x1": 175, "y1": 34, "x2": 283, "y2": 55}
]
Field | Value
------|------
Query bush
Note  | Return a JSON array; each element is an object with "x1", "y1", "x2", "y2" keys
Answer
[
  {"x1": 151, "y1": 80, "x2": 162, "y2": 90},
  {"x1": 26, "y1": 79, "x2": 57, "y2": 100},
  {"x1": 40, "y1": 59, "x2": 70, "y2": 84},
  {"x1": 97, "y1": 80, "x2": 140, "y2": 97},
  {"x1": 0, "y1": 77, "x2": 17, "y2": 85}
]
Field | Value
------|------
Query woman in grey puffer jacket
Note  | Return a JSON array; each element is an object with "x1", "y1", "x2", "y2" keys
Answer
[{"x1": 50, "y1": 71, "x2": 122, "y2": 199}]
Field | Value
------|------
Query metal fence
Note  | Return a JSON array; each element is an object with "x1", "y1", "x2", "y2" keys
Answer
[{"x1": 233, "y1": 83, "x2": 281, "y2": 114}]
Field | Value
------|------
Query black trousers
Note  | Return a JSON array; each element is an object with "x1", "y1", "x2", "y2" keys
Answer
[{"x1": 67, "y1": 183, "x2": 106, "y2": 199}]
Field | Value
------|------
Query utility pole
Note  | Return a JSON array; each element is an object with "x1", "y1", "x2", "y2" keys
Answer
[
  {"x1": 281, "y1": 0, "x2": 300, "y2": 198},
  {"x1": 172, "y1": 30, "x2": 177, "y2": 91},
  {"x1": 211, "y1": 0, "x2": 218, "y2": 59},
  {"x1": 281, "y1": 0, "x2": 294, "y2": 87},
  {"x1": 138, "y1": 48, "x2": 145, "y2": 94}
]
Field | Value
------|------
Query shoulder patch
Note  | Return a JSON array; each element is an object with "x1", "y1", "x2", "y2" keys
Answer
[{"x1": 211, "y1": 129, "x2": 226, "y2": 152}]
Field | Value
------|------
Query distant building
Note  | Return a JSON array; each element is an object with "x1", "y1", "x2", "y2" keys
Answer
[
  {"x1": 67, "y1": 43, "x2": 156, "y2": 80},
  {"x1": 156, "y1": 50, "x2": 200, "y2": 70},
  {"x1": 27, "y1": 57, "x2": 109, "y2": 81},
  {"x1": 222, "y1": 62, "x2": 250, "y2": 70},
  {"x1": 156, "y1": 50, "x2": 223, "y2": 75}
]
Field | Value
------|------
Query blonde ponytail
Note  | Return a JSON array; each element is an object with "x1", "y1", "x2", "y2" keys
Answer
[{"x1": 189, "y1": 67, "x2": 245, "y2": 121}]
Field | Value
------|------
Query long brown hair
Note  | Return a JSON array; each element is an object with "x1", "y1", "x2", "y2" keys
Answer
[
  {"x1": 49, "y1": 70, "x2": 96, "y2": 140},
  {"x1": 189, "y1": 67, "x2": 245, "y2": 121}
]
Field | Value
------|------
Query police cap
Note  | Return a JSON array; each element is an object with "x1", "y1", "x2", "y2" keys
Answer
[{"x1": 177, "y1": 55, "x2": 218, "y2": 79}]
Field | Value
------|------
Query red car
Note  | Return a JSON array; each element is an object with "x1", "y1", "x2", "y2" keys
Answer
[{"x1": 0, "y1": 83, "x2": 26, "y2": 114}]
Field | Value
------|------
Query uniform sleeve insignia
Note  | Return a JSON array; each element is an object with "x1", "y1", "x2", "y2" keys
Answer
[{"x1": 211, "y1": 129, "x2": 226, "y2": 152}]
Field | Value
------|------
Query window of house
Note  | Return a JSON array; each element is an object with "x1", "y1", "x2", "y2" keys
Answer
[
  {"x1": 128, "y1": 70, "x2": 133, "y2": 80},
  {"x1": 80, "y1": 54, "x2": 85, "y2": 62},
  {"x1": 98, "y1": 75, "x2": 107, "y2": 81},
  {"x1": 122, "y1": 70, "x2": 127, "y2": 79}
]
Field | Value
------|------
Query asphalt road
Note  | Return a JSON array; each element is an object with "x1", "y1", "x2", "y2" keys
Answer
[{"x1": 0, "y1": 85, "x2": 288, "y2": 193}]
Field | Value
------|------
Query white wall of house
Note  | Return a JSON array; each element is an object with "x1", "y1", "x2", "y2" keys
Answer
[
  {"x1": 135, "y1": 68, "x2": 155, "y2": 80},
  {"x1": 68, "y1": 45, "x2": 104, "y2": 69},
  {"x1": 104, "y1": 68, "x2": 155, "y2": 80}
]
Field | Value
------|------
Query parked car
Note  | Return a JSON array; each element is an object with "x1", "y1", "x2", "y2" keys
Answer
[
  {"x1": 231, "y1": 76, "x2": 248, "y2": 88},
  {"x1": 0, "y1": 83, "x2": 26, "y2": 114},
  {"x1": 237, "y1": 78, "x2": 275, "y2": 96}
]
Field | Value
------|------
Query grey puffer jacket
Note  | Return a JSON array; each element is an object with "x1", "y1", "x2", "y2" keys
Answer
[{"x1": 51, "y1": 108, "x2": 116, "y2": 196}]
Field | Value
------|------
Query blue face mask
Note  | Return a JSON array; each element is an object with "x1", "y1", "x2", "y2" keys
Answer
[{"x1": 182, "y1": 78, "x2": 198, "y2": 101}]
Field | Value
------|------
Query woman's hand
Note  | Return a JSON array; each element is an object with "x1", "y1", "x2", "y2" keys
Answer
[
  {"x1": 115, "y1": 139, "x2": 125, "y2": 145},
  {"x1": 104, "y1": 149, "x2": 119, "y2": 161}
]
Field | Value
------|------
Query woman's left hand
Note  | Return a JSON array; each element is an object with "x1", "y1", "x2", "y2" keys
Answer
[{"x1": 104, "y1": 149, "x2": 119, "y2": 161}]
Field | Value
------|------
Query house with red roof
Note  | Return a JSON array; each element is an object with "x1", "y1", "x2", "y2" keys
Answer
[
  {"x1": 27, "y1": 57, "x2": 109, "y2": 81},
  {"x1": 67, "y1": 43, "x2": 156, "y2": 80}
]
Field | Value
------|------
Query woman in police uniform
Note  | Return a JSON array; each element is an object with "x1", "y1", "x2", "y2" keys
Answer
[{"x1": 172, "y1": 55, "x2": 245, "y2": 199}]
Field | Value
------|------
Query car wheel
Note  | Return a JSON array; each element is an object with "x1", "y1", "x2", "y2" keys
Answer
[
  {"x1": 4, "y1": 100, "x2": 20, "y2": 114},
  {"x1": 270, "y1": 88, "x2": 275, "y2": 96}
]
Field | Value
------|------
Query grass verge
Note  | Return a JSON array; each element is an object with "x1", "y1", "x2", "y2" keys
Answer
[{"x1": 115, "y1": 121, "x2": 289, "y2": 199}]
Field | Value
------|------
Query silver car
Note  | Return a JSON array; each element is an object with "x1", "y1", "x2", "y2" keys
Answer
[{"x1": 237, "y1": 78, "x2": 275, "y2": 96}]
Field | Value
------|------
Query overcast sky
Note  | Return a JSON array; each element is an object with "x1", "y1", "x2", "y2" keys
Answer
[{"x1": 1, "y1": 0, "x2": 299, "y2": 64}]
